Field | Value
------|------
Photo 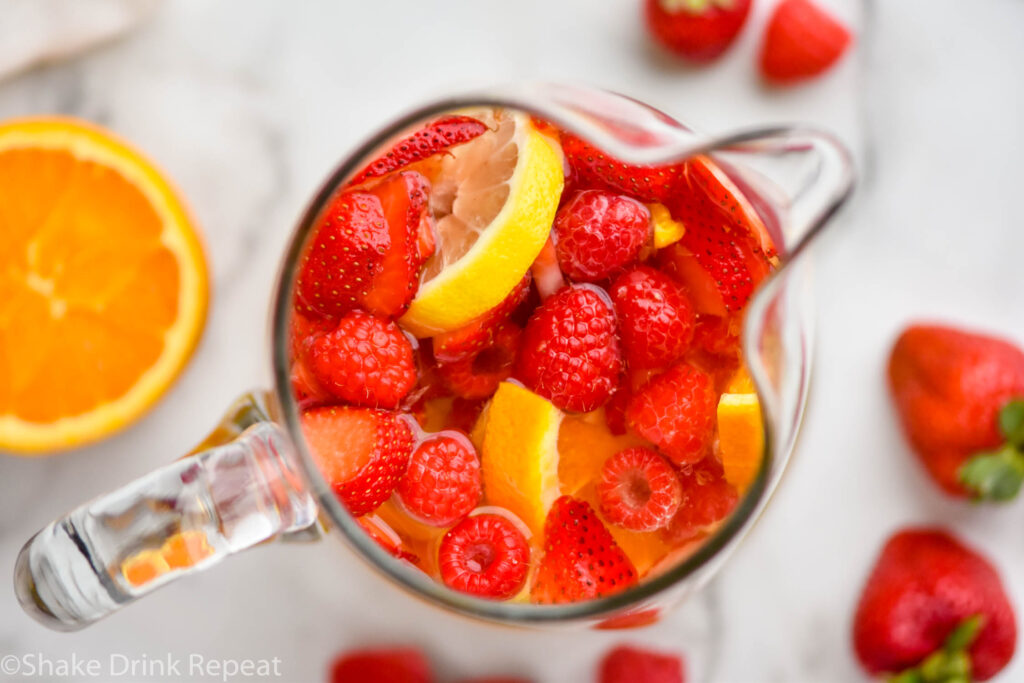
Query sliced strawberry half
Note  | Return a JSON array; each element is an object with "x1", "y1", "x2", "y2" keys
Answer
[
  {"x1": 560, "y1": 132, "x2": 690, "y2": 204},
  {"x1": 301, "y1": 406, "x2": 414, "y2": 516},
  {"x1": 531, "y1": 496, "x2": 638, "y2": 604},
  {"x1": 349, "y1": 115, "x2": 488, "y2": 186},
  {"x1": 361, "y1": 171, "x2": 434, "y2": 318}
]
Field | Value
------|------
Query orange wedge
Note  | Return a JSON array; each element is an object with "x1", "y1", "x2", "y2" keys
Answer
[
  {"x1": 480, "y1": 381, "x2": 562, "y2": 538},
  {"x1": 0, "y1": 117, "x2": 208, "y2": 453},
  {"x1": 717, "y1": 391, "x2": 765, "y2": 494},
  {"x1": 557, "y1": 411, "x2": 646, "y2": 496}
]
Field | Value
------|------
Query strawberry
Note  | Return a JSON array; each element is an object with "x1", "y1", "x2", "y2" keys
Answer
[
  {"x1": 396, "y1": 433, "x2": 481, "y2": 527},
  {"x1": 349, "y1": 115, "x2": 488, "y2": 186},
  {"x1": 888, "y1": 325, "x2": 1024, "y2": 500},
  {"x1": 516, "y1": 285, "x2": 623, "y2": 413},
  {"x1": 446, "y1": 397, "x2": 487, "y2": 435},
  {"x1": 531, "y1": 496, "x2": 638, "y2": 604},
  {"x1": 433, "y1": 273, "x2": 532, "y2": 363},
  {"x1": 645, "y1": 0, "x2": 752, "y2": 63},
  {"x1": 301, "y1": 406, "x2": 414, "y2": 516},
  {"x1": 295, "y1": 190, "x2": 391, "y2": 319},
  {"x1": 760, "y1": 0, "x2": 852, "y2": 85},
  {"x1": 610, "y1": 266, "x2": 696, "y2": 369},
  {"x1": 438, "y1": 323, "x2": 521, "y2": 400},
  {"x1": 361, "y1": 171, "x2": 434, "y2": 318},
  {"x1": 329, "y1": 647, "x2": 433, "y2": 683},
  {"x1": 853, "y1": 529, "x2": 1017, "y2": 681},
  {"x1": 456, "y1": 679, "x2": 532, "y2": 683},
  {"x1": 308, "y1": 310, "x2": 417, "y2": 409},
  {"x1": 605, "y1": 383, "x2": 631, "y2": 436},
  {"x1": 598, "y1": 447, "x2": 682, "y2": 532},
  {"x1": 626, "y1": 362, "x2": 717, "y2": 465},
  {"x1": 661, "y1": 456, "x2": 738, "y2": 544},
  {"x1": 660, "y1": 183, "x2": 772, "y2": 315},
  {"x1": 552, "y1": 190, "x2": 651, "y2": 283},
  {"x1": 599, "y1": 645, "x2": 685, "y2": 683},
  {"x1": 358, "y1": 515, "x2": 419, "y2": 565},
  {"x1": 439, "y1": 514, "x2": 530, "y2": 600},
  {"x1": 290, "y1": 354, "x2": 331, "y2": 406},
  {"x1": 560, "y1": 132, "x2": 689, "y2": 204}
]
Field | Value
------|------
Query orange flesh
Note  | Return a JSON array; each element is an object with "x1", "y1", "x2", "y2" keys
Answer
[{"x1": 0, "y1": 147, "x2": 179, "y2": 422}]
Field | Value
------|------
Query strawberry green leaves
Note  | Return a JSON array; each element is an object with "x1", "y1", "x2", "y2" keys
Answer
[{"x1": 960, "y1": 400, "x2": 1024, "y2": 502}]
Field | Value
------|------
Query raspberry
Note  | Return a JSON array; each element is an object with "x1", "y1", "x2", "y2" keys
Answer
[
  {"x1": 396, "y1": 433, "x2": 482, "y2": 527},
  {"x1": 516, "y1": 285, "x2": 623, "y2": 413},
  {"x1": 598, "y1": 447, "x2": 682, "y2": 532},
  {"x1": 308, "y1": 310, "x2": 416, "y2": 409},
  {"x1": 329, "y1": 648, "x2": 433, "y2": 683},
  {"x1": 301, "y1": 406, "x2": 414, "y2": 516},
  {"x1": 599, "y1": 645, "x2": 685, "y2": 683},
  {"x1": 439, "y1": 514, "x2": 530, "y2": 599},
  {"x1": 626, "y1": 362, "x2": 717, "y2": 465},
  {"x1": 552, "y1": 190, "x2": 650, "y2": 282},
  {"x1": 662, "y1": 456, "x2": 738, "y2": 545},
  {"x1": 437, "y1": 323, "x2": 521, "y2": 400},
  {"x1": 610, "y1": 266, "x2": 695, "y2": 369}
]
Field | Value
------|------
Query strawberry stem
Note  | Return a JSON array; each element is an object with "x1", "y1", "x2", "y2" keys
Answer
[
  {"x1": 960, "y1": 400, "x2": 1024, "y2": 501},
  {"x1": 887, "y1": 615, "x2": 983, "y2": 683}
]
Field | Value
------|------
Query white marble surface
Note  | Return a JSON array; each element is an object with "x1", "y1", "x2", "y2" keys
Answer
[{"x1": 2, "y1": 1, "x2": 1024, "y2": 681}]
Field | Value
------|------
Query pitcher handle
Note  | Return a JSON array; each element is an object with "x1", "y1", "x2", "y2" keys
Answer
[{"x1": 13, "y1": 392, "x2": 319, "y2": 631}]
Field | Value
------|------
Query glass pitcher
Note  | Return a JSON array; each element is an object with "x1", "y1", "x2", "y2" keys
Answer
[{"x1": 14, "y1": 82, "x2": 854, "y2": 631}]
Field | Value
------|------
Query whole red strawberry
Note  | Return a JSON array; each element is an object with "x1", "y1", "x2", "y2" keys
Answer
[
  {"x1": 552, "y1": 190, "x2": 651, "y2": 283},
  {"x1": 531, "y1": 496, "x2": 638, "y2": 604},
  {"x1": 330, "y1": 647, "x2": 433, "y2": 683},
  {"x1": 645, "y1": 0, "x2": 752, "y2": 63},
  {"x1": 853, "y1": 529, "x2": 1017, "y2": 681},
  {"x1": 599, "y1": 645, "x2": 685, "y2": 683},
  {"x1": 516, "y1": 285, "x2": 623, "y2": 413},
  {"x1": 626, "y1": 362, "x2": 717, "y2": 465},
  {"x1": 610, "y1": 265, "x2": 696, "y2": 369},
  {"x1": 760, "y1": 0, "x2": 852, "y2": 85},
  {"x1": 308, "y1": 310, "x2": 417, "y2": 409},
  {"x1": 349, "y1": 115, "x2": 487, "y2": 186},
  {"x1": 888, "y1": 325, "x2": 1024, "y2": 500},
  {"x1": 302, "y1": 406, "x2": 414, "y2": 516}
]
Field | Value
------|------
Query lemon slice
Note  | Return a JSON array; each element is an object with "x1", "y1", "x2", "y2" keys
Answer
[
  {"x1": 717, "y1": 392, "x2": 765, "y2": 494},
  {"x1": 481, "y1": 381, "x2": 562, "y2": 538},
  {"x1": 399, "y1": 110, "x2": 564, "y2": 337}
]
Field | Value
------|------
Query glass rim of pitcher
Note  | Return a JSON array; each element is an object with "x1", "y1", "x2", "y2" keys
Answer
[{"x1": 270, "y1": 87, "x2": 789, "y2": 624}]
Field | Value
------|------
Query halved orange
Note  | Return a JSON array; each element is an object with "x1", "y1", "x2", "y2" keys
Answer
[{"x1": 0, "y1": 117, "x2": 208, "y2": 453}]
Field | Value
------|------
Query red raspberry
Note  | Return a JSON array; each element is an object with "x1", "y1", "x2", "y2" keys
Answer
[
  {"x1": 439, "y1": 514, "x2": 530, "y2": 600},
  {"x1": 437, "y1": 323, "x2": 521, "y2": 400},
  {"x1": 433, "y1": 273, "x2": 531, "y2": 363},
  {"x1": 396, "y1": 433, "x2": 482, "y2": 527},
  {"x1": 610, "y1": 266, "x2": 696, "y2": 369},
  {"x1": 308, "y1": 310, "x2": 416, "y2": 410},
  {"x1": 516, "y1": 285, "x2": 623, "y2": 413},
  {"x1": 599, "y1": 645, "x2": 685, "y2": 683},
  {"x1": 301, "y1": 406, "x2": 414, "y2": 516},
  {"x1": 662, "y1": 456, "x2": 738, "y2": 545},
  {"x1": 626, "y1": 362, "x2": 717, "y2": 465},
  {"x1": 552, "y1": 190, "x2": 650, "y2": 282},
  {"x1": 329, "y1": 647, "x2": 433, "y2": 683},
  {"x1": 530, "y1": 496, "x2": 637, "y2": 604},
  {"x1": 598, "y1": 447, "x2": 682, "y2": 532}
]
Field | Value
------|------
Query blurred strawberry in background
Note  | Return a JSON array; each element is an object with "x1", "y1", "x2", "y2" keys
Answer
[
  {"x1": 888, "y1": 324, "x2": 1024, "y2": 501},
  {"x1": 644, "y1": 0, "x2": 753, "y2": 62},
  {"x1": 759, "y1": 0, "x2": 852, "y2": 84},
  {"x1": 853, "y1": 529, "x2": 1017, "y2": 682}
]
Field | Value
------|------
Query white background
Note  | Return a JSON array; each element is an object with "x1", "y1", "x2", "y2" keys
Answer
[{"x1": 2, "y1": 1, "x2": 1024, "y2": 681}]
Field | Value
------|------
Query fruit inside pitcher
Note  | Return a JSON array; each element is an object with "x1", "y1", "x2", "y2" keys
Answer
[{"x1": 289, "y1": 108, "x2": 775, "y2": 604}]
